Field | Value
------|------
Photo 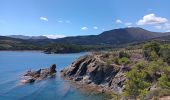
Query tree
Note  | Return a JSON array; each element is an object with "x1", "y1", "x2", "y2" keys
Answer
[
  {"x1": 143, "y1": 41, "x2": 160, "y2": 54},
  {"x1": 159, "y1": 45, "x2": 170, "y2": 64},
  {"x1": 150, "y1": 51, "x2": 159, "y2": 61},
  {"x1": 147, "y1": 60, "x2": 167, "y2": 82},
  {"x1": 118, "y1": 57, "x2": 130, "y2": 66},
  {"x1": 124, "y1": 68, "x2": 151, "y2": 99},
  {"x1": 118, "y1": 51, "x2": 130, "y2": 58},
  {"x1": 158, "y1": 74, "x2": 170, "y2": 90},
  {"x1": 143, "y1": 42, "x2": 160, "y2": 61}
]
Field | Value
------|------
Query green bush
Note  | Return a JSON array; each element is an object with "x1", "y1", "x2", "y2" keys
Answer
[
  {"x1": 123, "y1": 68, "x2": 151, "y2": 99},
  {"x1": 106, "y1": 59, "x2": 113, "y2": 65},
  {"x1": 143, "y1": 42, "x2": 160, "y2": 61},
  {"x1": 113, "y1": 57, "x2": 119, "y2": 65},
  {"x1": 118, "y1": 51, "x2": 130, "y2": 58},
  {"x1": 159, "y1": 45, "x2": 170, "y2": 64},
  {"x1": 158, "y1": 74, "x2": 170, "y2": 90},
  {"x1": 118, "y1": 57, "x2": 130, "y2": 66},
  {"x1": 146, "y1": 60, "x2": 167, "y2": 82}
]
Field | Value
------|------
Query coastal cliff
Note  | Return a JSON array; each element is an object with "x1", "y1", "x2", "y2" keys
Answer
[
  {"x1": 61, "y1": 52, "x2": 131, "y2": 94},
  {"x1": 61, "y1": 42, "x2": 170, "y2": 99}
]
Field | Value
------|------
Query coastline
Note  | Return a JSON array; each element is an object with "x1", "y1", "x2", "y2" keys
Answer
[
  {"x1": 0, "y1": 50, "x2": 42, "y2": 52},
  {"x1": 61, "y1": 75, "x2": 115, "y2": 99},
  {"x1": 0, "y1": 50, "x2": 89, "y2": 54}
]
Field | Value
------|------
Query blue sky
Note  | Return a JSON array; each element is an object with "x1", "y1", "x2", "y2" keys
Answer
[{"x1": 0, "y1": 0, "x2": 170, "y2": 38}]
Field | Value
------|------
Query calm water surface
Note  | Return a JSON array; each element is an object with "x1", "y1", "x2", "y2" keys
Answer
[{"x1": 0, "y1": 51, "x2": 109, "y2": 100}]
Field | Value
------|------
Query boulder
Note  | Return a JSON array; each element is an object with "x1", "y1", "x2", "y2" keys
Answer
[
  {"x1": 50, "y1": 64, "x2": 57, "y2": 73},
  {"x1": 21, "y1": 64, "x2": 57, "y2": 83},
  {"x1": 21, "y1": 77, "x2": 35, "y2": 83}
]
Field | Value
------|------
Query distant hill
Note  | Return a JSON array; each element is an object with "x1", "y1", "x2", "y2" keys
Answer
[
  {"x1": 54, "y1": 27, "x2": 170, "y2": 46},
  {"x1": 7, "y1": 35, "x2": 48, "y2": 40},
  {"x1": 153, "y1": 34, "x2": 170, "y2": 41},
  {"x1": 0, "y1": 36, "x2": 42, "y2": 50},
  {"x1": 1, "y1": 27, "x2": 170, "y2": 52}
]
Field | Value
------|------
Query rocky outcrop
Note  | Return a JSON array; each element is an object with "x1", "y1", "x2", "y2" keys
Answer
[
  {"x1": 21, "y1": 64, "x2": 57, "y2": 83},
  {"x1": 61, "y1": 54, "x2": 129, "y2": 93}
]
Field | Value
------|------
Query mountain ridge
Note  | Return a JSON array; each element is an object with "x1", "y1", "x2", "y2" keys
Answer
[
  {"x1": 7, "y1": 35, "x2": 48, "y2": 40},
  {"x1": 54, "y1": 27, "x2": 170, "y2": 45},
  {"x1": 1, "y1": 27, "x2": 170, "y2": 51}
]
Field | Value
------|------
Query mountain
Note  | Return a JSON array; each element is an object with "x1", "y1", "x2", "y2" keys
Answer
[
  {"x1": 1, "y1": 27, "x2": 170, "y2": 51},
  {"x1": 153, "y1": 34, "x2": 170, "y2": 41},
  {"x1": 0, "y1": 36, "x2": 42, "y2": 50},
  {"x1": 55, "y1": 27, "x2": 170, "y2": 46},
  {"x1": 7, "y1": 35, "x2": 48, "y2": 40}
]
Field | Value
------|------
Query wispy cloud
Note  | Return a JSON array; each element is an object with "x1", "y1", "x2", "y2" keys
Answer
[
  {"x1": 57, "y1": 20, "x2": 71, "y2": 23},
  {"x1": 40, "y1": 17, "x2": 48, "y2": 21},
  {"x1": 166, "y1": 30, "x2": 170, "y2": 32},
  {"x1": 93, "y1": 26, "x2": 98, "y2": 30},
  {"x1": 58, "y1": 20, "x2": 63, "y2": 23},
  {"x1": 116, "y1": 19, "x2": 122, "y2": 23},
  {"x1": 43, "y1": 34, "x2": 66, "y2": 39},
  {"x1": 154, "y1": 25, "x2": 162, "y2": 30},
  {"x1": 136, "y1": 13, "x2": 170, "y2": 32},
  {"x1": 137, "y1": 13, "x2": 168, "y2": 25},
  {"x1": 154, "y1": 23, "x2": 170, "y2": 32},
  {"x1": 81, "y1": 27, "x2": 88, "y2": 30}
]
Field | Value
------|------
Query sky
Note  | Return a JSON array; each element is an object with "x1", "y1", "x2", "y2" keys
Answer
[{"x1": 0, "y1": 0, "x2": 170, "y2": 38}]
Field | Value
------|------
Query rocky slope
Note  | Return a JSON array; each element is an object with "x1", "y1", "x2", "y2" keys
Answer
[{"x1": 61, "y1": 53, "x2": 132, "y2": 94}]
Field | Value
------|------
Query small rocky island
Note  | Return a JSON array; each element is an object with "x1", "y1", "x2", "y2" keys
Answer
[{"x1": 21, "y1": 64, "x2": 57, "y2": 83}]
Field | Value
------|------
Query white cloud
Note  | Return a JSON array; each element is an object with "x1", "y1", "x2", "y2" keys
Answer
[
  {"x1": 137, "y1": 13, "x2": 168, "y2": 25},
  {"x1": 164, "y1": 23, "x2": 170, "y2": 29},
  {"x1": 81, "y1": 27, "x2": 88, "y2": 30},
  {"x1": 93, "y1": 26, "x2": 98, "y2": 30},
  {"x1": 43, "y1": 34, "x2": 66, "y2": 39},
  {"x1": 154, "y1": 25, "x2": 162, "y2": 30},
  {"x1": 57, "y1": 20, "x2": 71, "y2": 23},
  {"x1": 58, "y1": 20, "x2": 63, "y2": 23},
  {"x1": 166, "y1": 30, "x2": 170, "y2": 32},
  {"x1": 127, "y1": 26, "x2": 132, "y2": 28},
  {"x1": 116, "y1": 19, "x2": 122, "y2": 23},
  {"x1": 154, "y1": 23, "x2": 170, "y2": 30},
  {"x1": 153, "y1": 23, "x2": 170, "y2": 31},
  {"x1": 40, "y1": 17, "x2": 48, "y2": 21}
]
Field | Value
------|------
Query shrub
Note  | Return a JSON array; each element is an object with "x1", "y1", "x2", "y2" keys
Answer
[
  {"x1": 118, "y1": 51, "x2": 130, "y2": 58},
  {"x1": 106, "y1": 59, "x2": 112, "y2": 65},
  {"x1": 118, "y1": 57, "x2": 130, "y2": 66},
  {"x1": 159, "y1": 45, "x2": 170, "y2": 64},
  {"x1": 113, "y1": 57, "x2": 119, "y2": 65},
  {"x1": 143, "y1": 42, "x2": 160, "y2": 61},
  {"x1": 146, "y1": 60, "x2": 167, "y2": 82},
  {"x1": 123, "y1": 68, "x2": 151, "y2": 99},
  {"x1": 158, "y1": 74, "x2": 170, "y2": 90}
]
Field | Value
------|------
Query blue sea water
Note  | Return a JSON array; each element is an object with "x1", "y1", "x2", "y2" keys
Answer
[{"x1": 0, "y1": 51, "x2": 109, "y2": 100}]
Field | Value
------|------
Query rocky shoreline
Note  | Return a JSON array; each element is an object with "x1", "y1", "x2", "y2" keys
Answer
[
  {"x1": 20, "y1": 50, "x2": 170, "y2": 99},
  {"x1": 60, "y1": 53, "x2": 130, "y2": 94}
]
